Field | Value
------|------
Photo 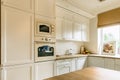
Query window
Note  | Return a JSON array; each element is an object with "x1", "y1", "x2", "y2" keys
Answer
[{"x1": 98, "y1": 24, "x2": 120, "y2": 55}]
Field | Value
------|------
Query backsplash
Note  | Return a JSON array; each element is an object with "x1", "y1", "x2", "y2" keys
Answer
[{"x1": 56, "y1": 41, "x2": 84, "y2": 55}]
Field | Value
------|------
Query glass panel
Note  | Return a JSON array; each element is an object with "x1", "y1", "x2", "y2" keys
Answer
[
  {"x1": 39, "y1": 25, "x2": 49, "y2": 33},
  {"x1": 38, "y1": 45, "x2": 54, "y2": 57}
]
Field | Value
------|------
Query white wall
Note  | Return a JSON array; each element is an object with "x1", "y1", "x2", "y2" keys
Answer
[
  {"x1": 56, "y1": 41, "x2": 84, "y2": 55},
  {"x1": 84, "y1": 17, "x2": 98, "y2": 53}
]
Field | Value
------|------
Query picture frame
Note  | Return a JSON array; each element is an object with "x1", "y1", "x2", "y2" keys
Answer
[{"x1": 102, "y1": 41, "x2": 116, "y2": 55}]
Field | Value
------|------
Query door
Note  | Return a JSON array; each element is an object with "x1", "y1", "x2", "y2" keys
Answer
[
  {"x1": 73, "y1": 22, "x2": 82, "y2": 41},
  {"x1": 56, "y1": 17, "x2": 64, "y2": 40},
  {"x1": 57, "y1": 65, "x2": 71, "y2": 75},
  {"x1": 2, "y1": 0, "x2": 34, "y2": 12},
  {"x1": 35, "y1": 0, "x2": 55, "y2": 18},
  {"x1": 1, "y1": 6, "x2": 34, "y2": 66},
  {"x1": 104, "y1": 58, "x2": 115, "y2": 70},
  {"x1": 35, "y1": 61, "x2": 54, "y2": 80},
  {"x1": 81, "y1": 23, "x2": 89, "y2": 41},
  {"x1": 2, "y1": 64, "x2": 34, "y2": 80},
  {"x1": 63, "y1": 19, "x2": 73, "y2": 40},
  {"x1": 76, "y1": 57, "x2": 87, "y2": 70}
]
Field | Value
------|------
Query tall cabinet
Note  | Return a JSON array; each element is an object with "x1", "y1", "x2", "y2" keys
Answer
[
  {"x1": 34, "y1": 0, "x2": 55, "y2": 80},
  {"x1": 1, "y1": 0, "x2": 34, "y2": 80}
]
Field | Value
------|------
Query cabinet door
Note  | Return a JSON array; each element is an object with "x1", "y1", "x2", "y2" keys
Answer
[
  {"x1": 1, "y1": 6, "x2": 34, "y2": 66},
  {"x1": 115, "y1": 59, "x2": 120, "y2": 71},
  {"x1": 71, "y1": 58, "x2": 76, "y2": 71},
  {"x1": 2, "y1": 64, "x2": 34, "y2": 80},
  {"x1": 2, "y1": 0, "x2": 34, "y2": 12},
  {"x1": 73, "y1": 23, "x2": 82, "y2": 41},
  {"x1": 76, "y1": 57, "x2": 87, "y2": 70},
  {"x1": 35, "y1": 0, "x2": 55, "y2": 18},
  {"x1": 56, "y1": 17, "x2": 64, "y2": 40},
  {"x1": 35, "y1": 61, "x2": 54, "y2": 80},
  {"x1": 56, "y1": 6, "x2": 64, "y2": 18},
  {"x1": 57, "y1": 65, "x2": 71, "y2": 75},
  {"x1": 104, "y1": 58, "x2": 115, "y2": 70},
  {"x1": 63, "y1": 20, "x2": 73, "y2": 40},
  {"x1": 81, "y1": 23, "x2": 89, "y2": 41},
  {"x1": 88, "y1": 57, "x2": 104, "y2": 68}
]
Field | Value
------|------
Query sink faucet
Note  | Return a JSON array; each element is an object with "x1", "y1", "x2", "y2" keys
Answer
[{"x1": 65, "y1": 49, "x2": 73, "y2": 55}]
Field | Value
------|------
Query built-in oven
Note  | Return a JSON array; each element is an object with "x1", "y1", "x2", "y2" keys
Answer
[
  {"x1": 34, "y1": 37, "x2": 56, "y2": 62},
  {"x1": 35, "y1": 22, "x2": 55, "y2": 37}
]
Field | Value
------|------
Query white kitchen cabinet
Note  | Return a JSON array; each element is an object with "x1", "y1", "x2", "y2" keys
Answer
[
  {"x1": 88, "y1": 57, "x2": 104, "y2": 68},
  {"x1": 81, "y1": 23, "x2": 89, "y2": 41},
  {"x1": 73, "y1": 23, "x2": 82, "y2": 41},
  {"x1": 57, "y1": 64, "x2": 71, "y2": 75},
  {"x1": 115, "y1": 59, "x2": 120, "y2": 71},
  {"x1": 56, "y1": 6, "x2": 64, "y2": 18},
  {"x1": 2, "y1": 0, "x2": 34, "y2": 12},
  {"x1": 2, "y1": 64, "x2": 34, "y2": 80},
  {"x1": 63, "y1": 19, "x2": 73, "y2": 40},
  {"x1": 56, "y1": 17, "x2": 63, "y2": 40},
  {"x1": 71, "y1": 58, "x2": 76, "y2": 71},
  {"x1": 55, "y1": 59, "x2": 72, "y2": 75},
  {"x1": 76, "y1": 57, "x2": 87, "y2": 70},
  {"x1": 56, "y1": 6, "x2": 89, "y2": 41},
  {"x1": 35, "y1": 0, "x2": 55, "y2": 18},
  {"x1": 1, "y1": 6, "x2": 34, "y2": 66},
  {"x1": 104, "y1": 58, "x2": 115, "y2": 70},
  {"x1": 35, "y1": 61, "x2": 54, "y2": 80}
]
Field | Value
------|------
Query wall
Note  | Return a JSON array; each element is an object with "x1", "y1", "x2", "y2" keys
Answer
[
  {"x1": 56, "y1": 41, "x2": 84, "y2": 55},
  {"x1": 84, "y1": 17, "x2": 98, "y2": 53}
]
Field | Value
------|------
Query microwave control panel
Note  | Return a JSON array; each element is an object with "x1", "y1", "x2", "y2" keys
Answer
[{"x1": 34, "y1": 37, "x2": 56, "y2": 43}]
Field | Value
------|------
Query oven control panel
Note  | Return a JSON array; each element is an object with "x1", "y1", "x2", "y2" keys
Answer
[{"x1": 34, "y1": 37, "x2": 56, "y2": 43}]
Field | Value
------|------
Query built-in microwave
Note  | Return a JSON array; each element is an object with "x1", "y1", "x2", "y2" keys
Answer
[{"x1": 35, "y1": 22, "x2": 55, "y2": 37}]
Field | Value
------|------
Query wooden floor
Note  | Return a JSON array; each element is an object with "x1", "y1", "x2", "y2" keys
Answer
[{"x1": 45, "y1": 67, "x2": 120, "y2": 80}]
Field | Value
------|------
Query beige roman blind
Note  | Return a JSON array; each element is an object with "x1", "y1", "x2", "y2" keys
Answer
[{"x1": 98, "y1": 7, "x2": 120, "y2": 28}]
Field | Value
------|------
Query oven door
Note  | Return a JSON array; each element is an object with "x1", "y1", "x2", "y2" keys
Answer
[{"x1": 35, "y1": 42, "x2": 55, "y2": 62}]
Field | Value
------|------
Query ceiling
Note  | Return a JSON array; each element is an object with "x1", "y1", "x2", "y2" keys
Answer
[{"x1": 64, "y1": 0, "x2": 120, "y2": 15}]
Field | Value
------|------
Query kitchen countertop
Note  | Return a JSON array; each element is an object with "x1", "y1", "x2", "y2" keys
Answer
[
  {"x1": 56, "y1": 54, "x2": 120, "y2": 60},
  {"x1": 45, "y1": 67, "x2": 120, "y2": 80},
  {"x1": 89, "y1": 54, "x2": 120, "y2": 59},
  {"x1": 56, "y1": 54, "x2": 88, "y2": 60}
]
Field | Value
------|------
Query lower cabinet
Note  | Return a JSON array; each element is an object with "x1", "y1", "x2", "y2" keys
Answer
[
  {"x1": 115, "y1": 59, "x2": 120, "y2": 71},
  {"x1": 104, "y1": 58, "x2": 115, "y2": 70},
  {"x1": 55, "y1": 57, "x2": 87, "y2": 75},
  {"x1": 76, "y1": 57, "x2": 87, "y2": 70},
  {"x1": 55, "y1": 59, "x2": 73, "y2": 75},
  {"x1": 88, "y1": 57, "x2": 104, "y2": 68},
  {"x1": 2, "y1": 64, "x2": 34, "y2": 80},
  {"x1": 35, "y1": 61, "x2": 54, "y2": 80}
]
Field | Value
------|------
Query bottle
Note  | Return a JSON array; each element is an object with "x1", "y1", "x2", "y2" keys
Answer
[{"x1": 80, "y1": 46, "x2": 85, "y2": 54}]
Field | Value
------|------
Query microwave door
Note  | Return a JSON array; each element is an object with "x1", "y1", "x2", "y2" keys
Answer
[{"x1": 39, "y1": 25, "x2": 49, "y2": 33}]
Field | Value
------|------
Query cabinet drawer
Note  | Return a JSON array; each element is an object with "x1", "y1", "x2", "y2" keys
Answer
[{"x1": 56, "y1": 59, "x2": 72, "y2": 66}]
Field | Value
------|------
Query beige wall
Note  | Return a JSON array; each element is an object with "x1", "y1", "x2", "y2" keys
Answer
[
  {"x1": 56, "y1": 41, "x2": 84, "y2": 55},
  {"x1": 84, "y1": 17, "x2": 98, "y2": 53}
]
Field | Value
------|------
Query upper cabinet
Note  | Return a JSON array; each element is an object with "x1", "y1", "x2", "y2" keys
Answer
[
  {"x1": 56, "y1": 6, "x2": 90, "y2": 41},
  {"x1": 1, "y1": 0, "x2": 34, "y2": 13},
  {"x1": 1, "y1": 6, "x2": 34, "y2": 66},
  {"x1": 35, "y1": 0, "x2": 55, "y2": 18}
]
